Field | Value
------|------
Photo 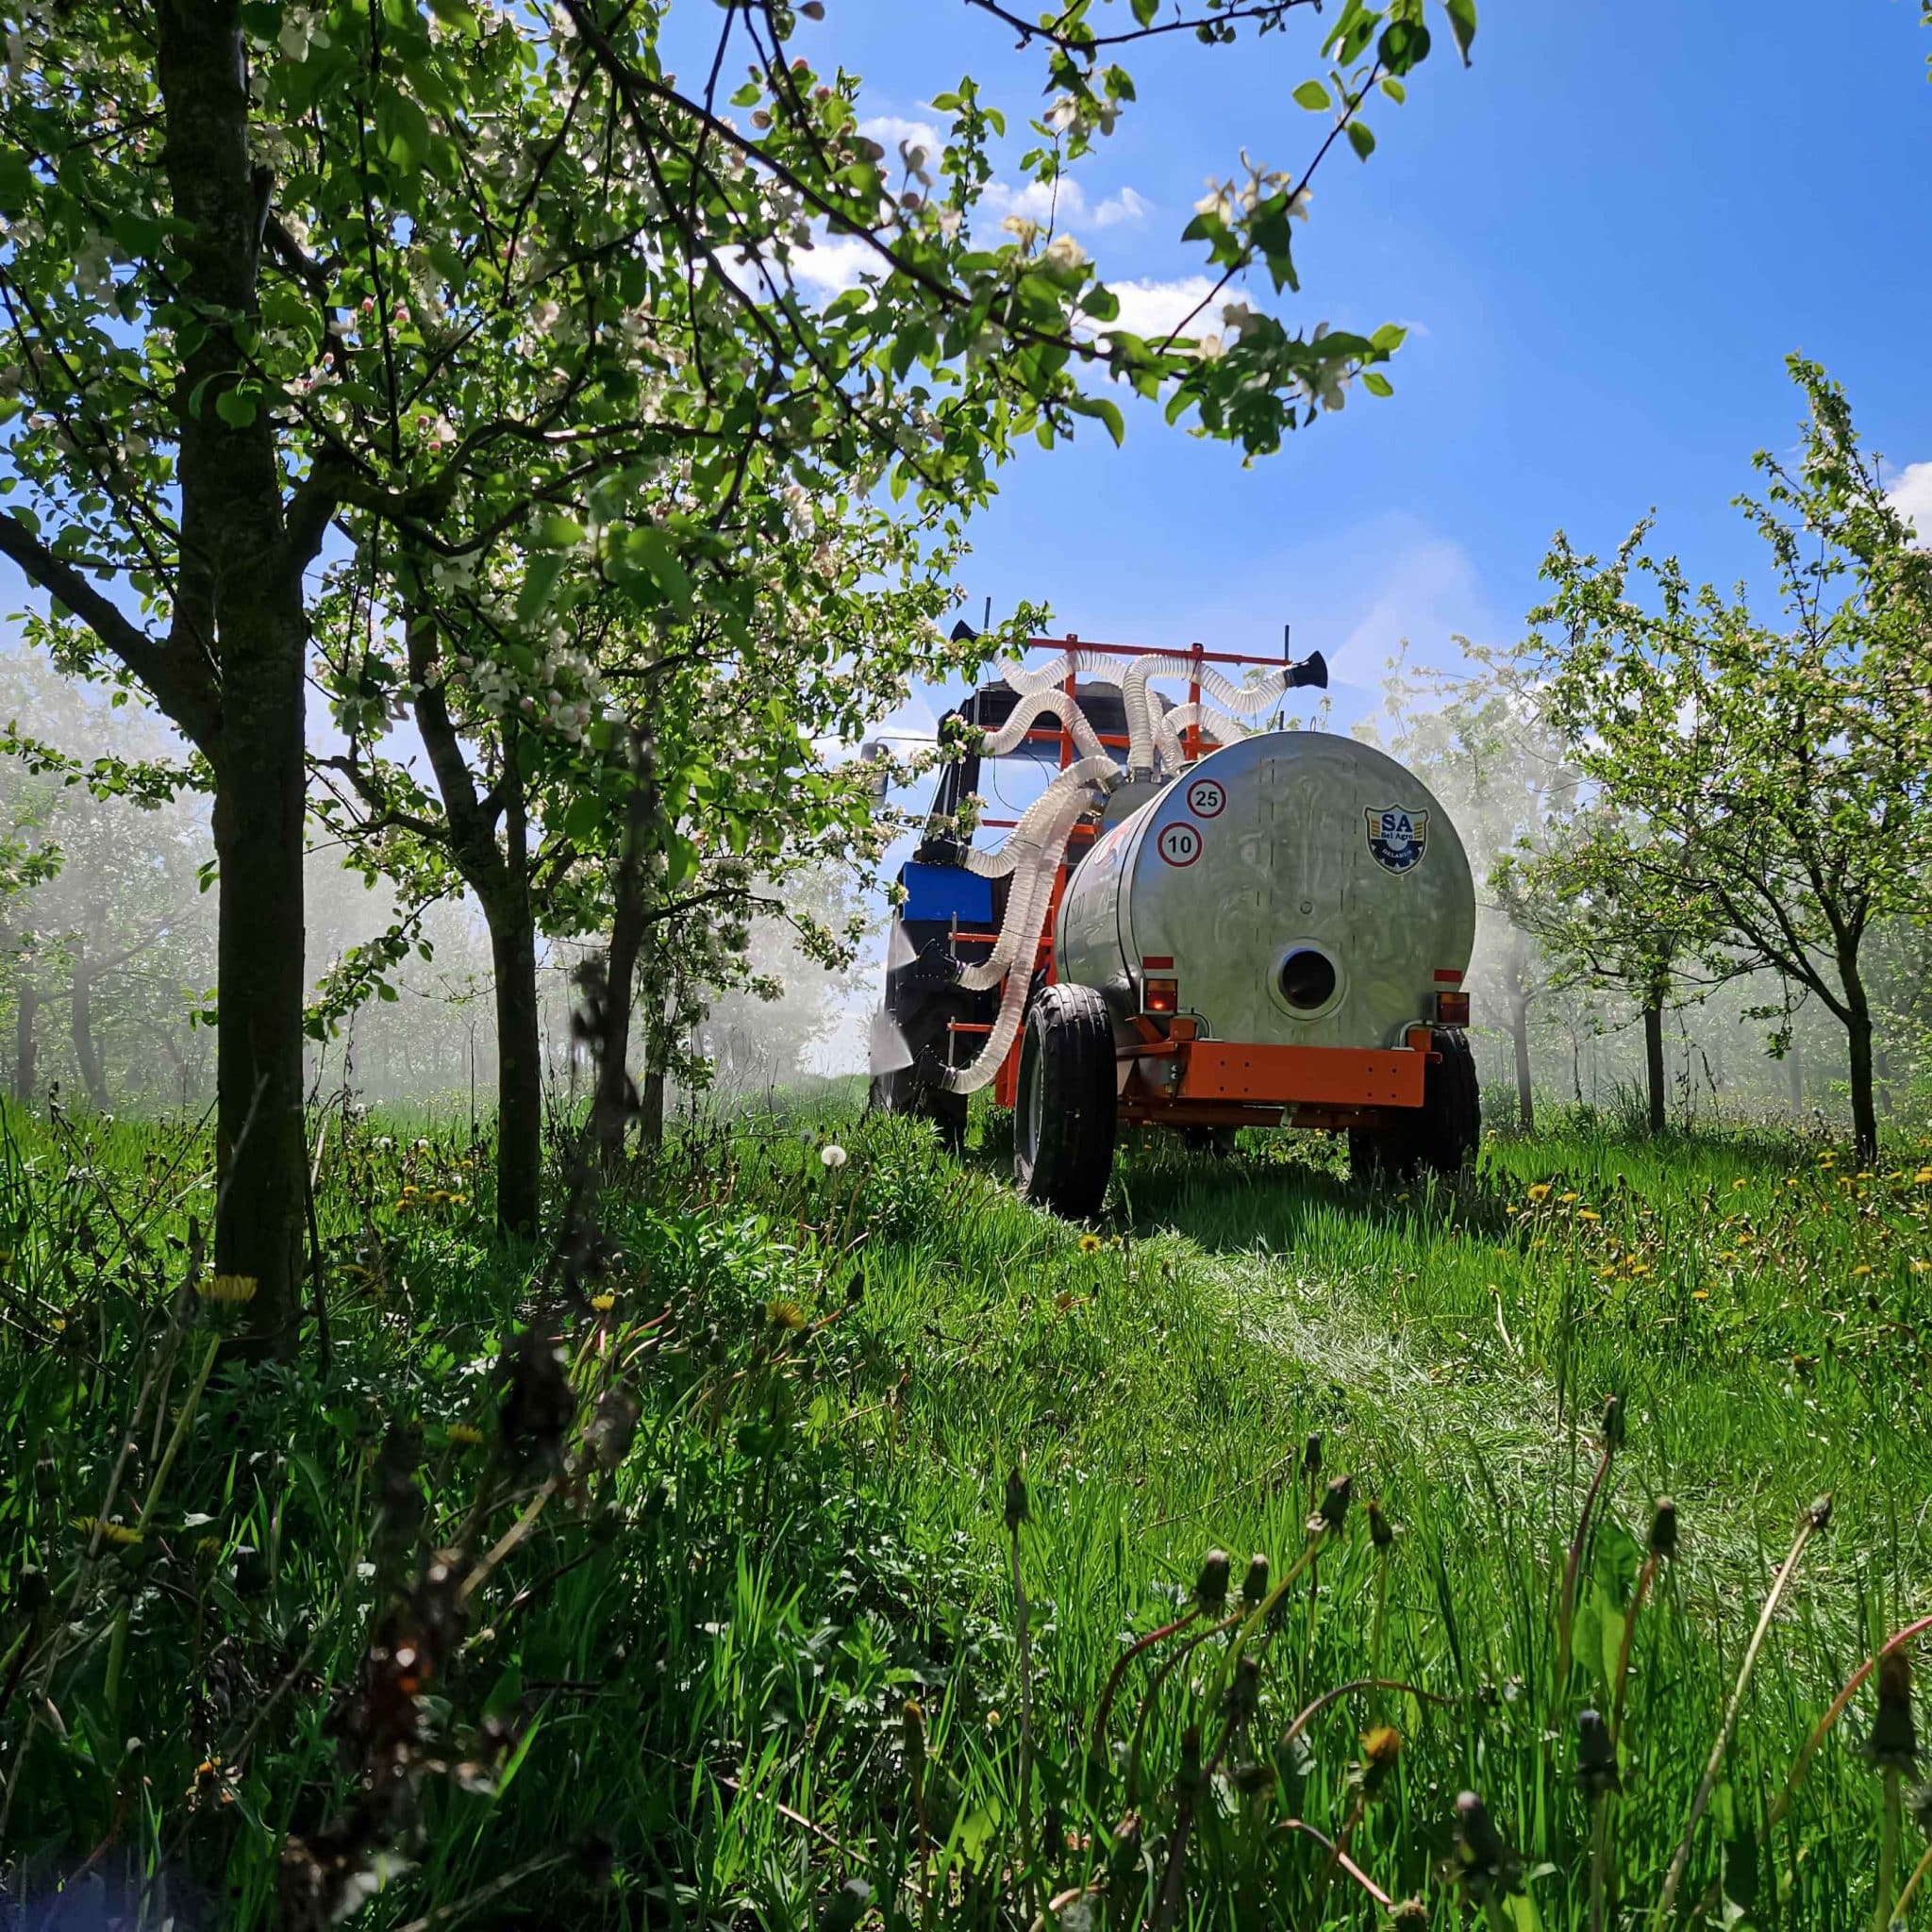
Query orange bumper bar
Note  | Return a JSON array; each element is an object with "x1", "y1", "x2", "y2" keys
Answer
[{"x1": 1175, "y1": 1041, "x2": 1426, "y2": 1108}]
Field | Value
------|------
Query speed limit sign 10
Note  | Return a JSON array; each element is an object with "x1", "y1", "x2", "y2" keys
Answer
[
  {"x1": 1186, "y1": 777, "x2": 1226, "y2": 819},
  {"x1": 1158, "y1": 822, "x2": 1203, "y2": 867}
]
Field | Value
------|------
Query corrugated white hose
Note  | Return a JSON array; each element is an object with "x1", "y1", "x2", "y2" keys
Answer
[
  {"x1": 1124, "y1": 656, "x2": 1292, "y2": 772},
  {"x1": 1154, "y1": 701, "x2": 1249, "y2": 774},
  {"x1": 996, "y1": 648, "x2": 1130, "y2": 697},
  {"x1": 937, "y1": 764, "x2": 1116, "y2": 1092},
  {"x1": 976, "y1": 687, "x2": 1109, "y2": 764},
  {"x1": 954, "y1": 770, "x2": 1109, "y2": 991},
  {"x1": 961, "y1": 754, "x2": 1121, "y2": 878}
]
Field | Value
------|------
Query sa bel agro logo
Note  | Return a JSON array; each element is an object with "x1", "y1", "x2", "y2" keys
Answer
[{"x1": 1365, "y1": 806, "x2": 1428, "y2": 874}]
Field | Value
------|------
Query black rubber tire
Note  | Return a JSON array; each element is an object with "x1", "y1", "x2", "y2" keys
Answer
[
  {"x1": 1014, "y1": 984, "x2": 1118, "y2": 1218},
  {"x1": 1349, "y1": 1028, "x2": 1480, "y2": 1182}
]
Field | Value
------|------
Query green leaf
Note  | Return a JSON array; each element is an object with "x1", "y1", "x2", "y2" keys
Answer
[
  {"x1": 563, "y1": 795, "x2": 604, "y2": 843},
  {"x1": 1377, "y1": 20, "x2": 1431, "y2": 74},
  {"x1": 1444, "y1": 0, "x2": 1477, "y2": 63},
  {"x1": 1292, "y1": 79, "x2": 1332, "y2": 111},
  {"x1": 0, "y1": 153, "x2": 31, "y2": 216},
  {"x1": 1361, "y1": 370, "x2": 1393, "y2": 396},
  {"x1": 516, "y1": 552, "x2": 567, "y2": 623},
  {"x1": 1132, "y1": 0, "x2": 1158, "y2": 21},
  {"x1": 1346, "y1": 120, "x2": 1377, "y2": 160},
  {"x1": 1379, "y1": 75, "x2": 1407, "y2": 103},
  {"x1": 628, "y1": 526, "x2": 693, "y2": 618},
  {"x1": 213, "y1": 389, "x2": 258, "y2": 428},
  {"x1": 375, "y1": 91, "x2": 434, "y2": 172},
  {"x1": 535, "y1": 514, "x2": 584, "y2": 550}
]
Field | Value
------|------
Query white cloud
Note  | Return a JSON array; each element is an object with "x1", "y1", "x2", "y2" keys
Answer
[
  {"x1": 979, "y1": 175, "x2": 1151, "y2": 231},
  {"x1": 858, "y1": 114, "x2": 941, "y2": 164},
  {"x1": 1092, "y1": 185, "x2": 1152, "y2": 228},
  {"x1": 784, "y1": 234, "x2": 877, "y2": 300},
  {"x1": 1887, "y1": 459, "x2": 1932, "y2": 544},
  {"x1": 1100, "y1": 275, "x2": 1220, "y2": 341}
]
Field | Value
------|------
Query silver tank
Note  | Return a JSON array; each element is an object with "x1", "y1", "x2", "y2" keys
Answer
[{"x1": 1055, "y1": 731, "x2": 1475, "y2": 1049}]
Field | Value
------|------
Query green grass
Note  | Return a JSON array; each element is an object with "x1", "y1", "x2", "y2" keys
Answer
[{"x1": 3, "y1": 1095, "x2": 1931, "y2": 1927}]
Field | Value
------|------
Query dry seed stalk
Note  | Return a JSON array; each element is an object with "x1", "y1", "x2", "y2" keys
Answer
[{"x1": 1657, "y1": 1494, "x2": 1831, "y2": 1920}]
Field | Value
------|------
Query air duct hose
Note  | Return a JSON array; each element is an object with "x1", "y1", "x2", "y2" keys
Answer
[
  {"x1": 976, "y1": 687, "x2": 1108, "y2": 764},
  {"x1": 931, "y1": 757, "x2": 1117, "y2": 1093},
  {"x1": 959, "y1": 753, "x2": 1121, "y2": 878},
  {"x1": 1153, "y1": 702, "x2": 1247, "y2": 773},
  {"x1": 1121, "y1": 655, "x2": 1296, "y2": 773},
  {"x1": 997, "y1": 647, "x2": 1130, "y2": 697},
  {"x1": 953, "y1": 758, "x2": 1117, "y2": 991}
]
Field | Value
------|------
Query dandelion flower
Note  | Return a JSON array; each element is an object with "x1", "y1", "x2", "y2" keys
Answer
[
  {"x1": 1361, "y1": 1724, "x2": 1404, "y2": 1768},
  {"x1": 820, "y1": 1143, "x2": 848, "y2": 1170},
  {"x1": 197, "y1": 1274, "x2": 258, "y2": 1305},
  {"x1": 75, "y1": 1516, "x2": 142, "y2": 1546},
  {"x1": 590, "y1": 1292, "x2": 616, "y2": 1312},
  {"x1": 1078, "y1": 1232, "x2": 1103, "y2": 1254},
  {"x1": 1577, "y1": 1208, "x2": 1601, "y2": 1223},
  {"x1": 1559, "y1": 1191, "x2": 1580, "y2": 1205},
  {"x1": 1526, "y1": 1184, "x2": 1551, "y2": 1203},
  {"x1": 1914, "y1": 1170, "x2": 1932, "y2": 1185},
  {"x1": 766, "y1": 1297, "x2": 808, "y2": 1331},
  {"x1": 1853, "y1": 1265, "x2": 1874, "y2": 1278},
  {"x1": 1691, "y1": 1288, "x2": 1710, "y2": 1301},
  {"x1": 448, "y1": 1423, "x2": 485, "y2": 1447}
]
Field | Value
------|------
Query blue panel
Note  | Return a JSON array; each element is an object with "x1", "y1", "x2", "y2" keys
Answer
[{"x1": 899, "y1": 861, "x2": 993, "y2": 925}]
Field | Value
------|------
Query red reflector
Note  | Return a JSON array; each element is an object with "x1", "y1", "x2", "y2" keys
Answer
[
  {"x1": 1143, "y1": 977, "x2": 1178, "y2": 1016},
  {"x1": 1142, "y1": 956, "x2": 1174, "y2": 970},
  {"x1": 1436, "y1": 991, "x2": 1471, "y2": 1027},
  {"x1": 1433, "y1": 969, "x2": 1464, "y2": 984}
]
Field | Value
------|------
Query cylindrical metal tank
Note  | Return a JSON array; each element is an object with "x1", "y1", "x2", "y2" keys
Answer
[{"x1": 1054, "y1": 731, "x2": 1475, "y2": 1050}]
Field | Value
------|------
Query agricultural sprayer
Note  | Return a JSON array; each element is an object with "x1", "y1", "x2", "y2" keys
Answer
[{"x1": 869, "y1": 635, "x2": 1478, "y2": 1215}]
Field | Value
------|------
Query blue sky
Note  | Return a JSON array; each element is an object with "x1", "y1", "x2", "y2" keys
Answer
[{"x1": 794, "y1": 0, "x2": 1932, "y2": 737}]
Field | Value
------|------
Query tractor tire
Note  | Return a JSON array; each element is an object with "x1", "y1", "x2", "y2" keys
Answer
[
  {"x1": 1014, "y1": 984, "x2": 1118, "y2": 1218},
  {"x1": 1349, "y1": 1028, "x2": 1480, "y2": 1183}
]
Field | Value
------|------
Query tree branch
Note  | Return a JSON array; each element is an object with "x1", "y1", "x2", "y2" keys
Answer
[{"x1": 0, "y1": 509, "x2": 219, "y2": 748}]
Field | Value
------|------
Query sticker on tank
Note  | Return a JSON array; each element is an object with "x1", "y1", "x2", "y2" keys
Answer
[{"x1": 1364, "y1": 807, "x2": 1428, "y2": 875}]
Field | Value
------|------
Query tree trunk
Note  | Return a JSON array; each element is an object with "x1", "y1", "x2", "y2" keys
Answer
[
  {"x1": 159, "y1": 0, "x2": 309, "y2": 1355},
  {"x1": 208, "y1": 647, "x2": 308, "y2": 1356},
  {"x1": 13, "y1": 981, "x2": 38, "y2": 1106},
  {"x1": 1843, "y1": 965, "x2": 1878, "y2": 1165},
  {"x1": 1642, "y1": 1001, "x2": 1666, "y2": 1137},
  {"x1": 488, "y1": 900, "x2": 542, "y2": 1237},
  {"x1": 70, "y1": 943, "x2": 108, "y2": 1109},
  {"x1": 1508, "y1": 992, "x2": 1534, "y2": 1133},
  {"x1": 587, "y1": 739, "x2": 659, "y2": 1165}
]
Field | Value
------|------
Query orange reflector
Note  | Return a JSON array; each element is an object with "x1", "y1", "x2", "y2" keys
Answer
[
  {"x1": 1143, "y1": 977, "x2": 1179, "y2": 1016},
  {"x1": 1436, "y1": 991, "x2": 1471, "y2": 1027}
]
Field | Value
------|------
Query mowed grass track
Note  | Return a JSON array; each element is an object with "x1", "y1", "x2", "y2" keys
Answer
[{"x1": 6, "y1": 1096, "x2": 1932, "y2": 1926}]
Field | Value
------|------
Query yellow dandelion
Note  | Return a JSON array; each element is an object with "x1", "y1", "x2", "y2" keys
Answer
[
  {"x1": 1853, "y1": 1265, "x2": 1874, "y2": 1278},
  {"x1": 766, "y1": 1297, "x2": 808, "y2": 1331},
  {"x1": 1361, "y1": 1724, "x2": 1404, "y2": 1768},
  {"x1": 1691, "y1": 1289, "x2": 1710, "y2": 1301},
  {"x1": 1912, "y1": 1260, "x2": 1930, "y2": 1274},
  {"x1": 1078, "y1": 1232, "x2": 1104, "y2": 1254},
  {"x1": 1559, "y1": 1191, "x2": 1580, "y2": 1205},
  {"x1": 75, "y1": 1516, "x2": 142, "y2": 1547},
  {"x1": 590, "y1": 1292, "x2": 616, "y2": 1312},
  {"x1": 1914, "y1": 1170, "x2": 1932, "y2": 1186},
  {"x1": 1577, "y1": 1208, "x2": 1601, "y2": 1223},
  {"x1": 1733, "y1": 1178, "x2": 1747, "y2": 1191},
  {"x1": 1526, "y1": 1184, "x2": 1552, "y2": 1203},
  {"x1": 447, "y1": 1422, "x2": 486, "y2": 1448},
  {"x1": 1599, "y1": 1265, "x2": 1618, "y2": 1279},
  {"x1": 197, "y1": 1274, "x2": 258, "y2": 1305}
]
